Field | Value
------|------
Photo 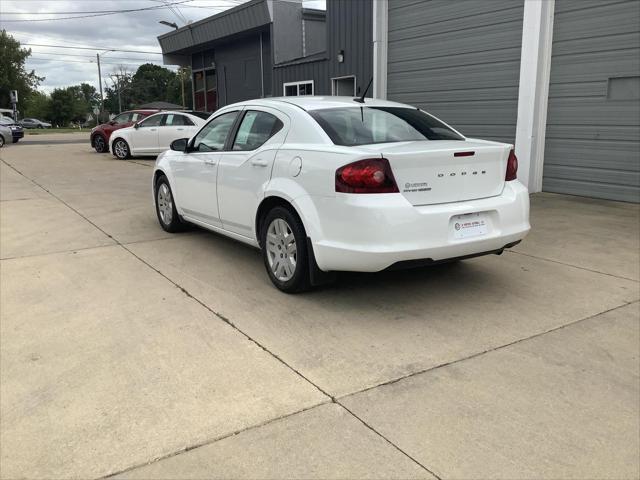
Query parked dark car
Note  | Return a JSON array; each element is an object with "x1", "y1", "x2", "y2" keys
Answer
[
  {"x1": 90, "y1": 110, "x2": 158, "y2": 153},
  {"x1": 20, "y1": 118, "x2": 52, "y2": 129},
  {"x1": 0, "y1": 116, "x2": 24, "y2": 143}
]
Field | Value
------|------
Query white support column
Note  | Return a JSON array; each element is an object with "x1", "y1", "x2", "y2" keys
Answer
[
  {"x1": 372, "y1": 0, "x2": 388, "y2": 99},
  {"x1": 515, "y1": 0, "x2": 555, "y2": 192}
]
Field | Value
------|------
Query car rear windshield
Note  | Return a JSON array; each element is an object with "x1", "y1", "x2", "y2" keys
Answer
[{"x1": 309, "y1": 106, "x2": 464, "y2": 146}]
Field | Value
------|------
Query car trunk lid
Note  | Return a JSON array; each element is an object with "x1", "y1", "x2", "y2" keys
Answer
[{"x1": 359, "y1": 140, "x2": 511, "y2": 205}]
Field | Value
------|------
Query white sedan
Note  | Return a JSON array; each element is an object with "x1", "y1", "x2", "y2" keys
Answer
[
  {"x1": 110, "y1": 111, "x2": 207, "y2": 159},
  {"x1": 153, "y1": 97, "x2": 530, "y2": 292}
]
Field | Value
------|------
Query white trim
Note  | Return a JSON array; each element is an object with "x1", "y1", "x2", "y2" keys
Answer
[
  {"x1": 372, "y1": 0, "x2": 388, "y2": 99},
  {"x1": 283, "y1": 80, "x2": 314, "y2": 96},
  {"x1": 331, "y1": 75, "x2": 357, "y2": 96},
  {"x1": 515, "y1": 0, "x2": 555, "y2": 192}
]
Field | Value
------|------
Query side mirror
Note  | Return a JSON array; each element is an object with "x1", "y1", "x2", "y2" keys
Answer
[
  {"x1": 134, "y1": 123, "x2": 140, "y2": 129},
  {"x1": 170, "y1": 138, "x2": 189, "y2": 152},
  {"x1": 108, "y1": 120, "x2": 116, "y2": 126}
]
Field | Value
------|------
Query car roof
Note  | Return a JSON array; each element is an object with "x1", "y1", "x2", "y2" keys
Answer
[
  {"x1": 124, "y1": 109, "x2": 160, "y2": 114},
  {"x1": 229, "y1": 96, "x2": 413, "y2": 111}
]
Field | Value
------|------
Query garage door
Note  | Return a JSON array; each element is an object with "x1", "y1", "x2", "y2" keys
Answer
[
  {"x1": 386, "y1": 0, "x2": 524, "y2": 144},
  {"x1": 544, "y1": 0, "x2": 640, "y2": 202}
]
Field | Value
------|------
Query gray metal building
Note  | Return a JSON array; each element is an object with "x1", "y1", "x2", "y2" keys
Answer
[
  {"x1": 376, "y1": 0, "x2": 639, "y2": 202},
  {"x1": 542, "y1": 0, "x2": 640, "y2": 202},
  {"x1": 158, "y1": 0, "x2": 639, "y2": 202}
]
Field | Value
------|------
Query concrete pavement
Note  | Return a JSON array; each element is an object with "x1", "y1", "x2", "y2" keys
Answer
[{"x1": 1, "y1": 141, "x2": 638, "y2": 479}]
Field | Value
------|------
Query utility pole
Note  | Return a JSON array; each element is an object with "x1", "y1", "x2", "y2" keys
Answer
[
  {"x1": 180, "y1": 68, "x2": 186, "y2": 108},
  {"x1": 96, "y1": 54, "x2": 104, "y2": 121}
]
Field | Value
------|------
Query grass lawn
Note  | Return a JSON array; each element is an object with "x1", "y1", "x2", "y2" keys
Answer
[{"x1": 26, "y1": 128, "x2": 91, "y2": 135}]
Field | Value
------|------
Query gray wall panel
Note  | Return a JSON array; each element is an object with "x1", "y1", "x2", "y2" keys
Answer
[
  {"x1": 543, "y1": 0, "x2": 640, "y2": 202},
  {"x1": 387, "y1": 0, "x2": 524, "y2": 144}
]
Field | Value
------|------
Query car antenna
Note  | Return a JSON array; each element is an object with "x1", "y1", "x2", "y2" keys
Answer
[{"x1": 353, "y1": 77, "x2": 373, "y2": 104}]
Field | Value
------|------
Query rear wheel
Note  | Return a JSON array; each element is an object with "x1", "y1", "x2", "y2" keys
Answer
[
  {"x1": 93, "y1": 135, "x2": 108, "y2": 153},
  {"x1": 155, "y1": 175, "x2": 185, "y2": 232},
  {"x1": 112, "y1": 138, "x2": 130, "y2": 159},
  {"x1": 260, "y1": 206, "x2": 311, "y2": 293}
]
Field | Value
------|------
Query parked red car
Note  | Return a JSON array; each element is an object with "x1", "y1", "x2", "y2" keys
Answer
[{"x1": 90, "y1": 109, "x2": 158, "y2": 153}]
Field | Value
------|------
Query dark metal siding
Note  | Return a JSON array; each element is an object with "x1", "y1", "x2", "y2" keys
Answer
[
  {"x1": 272, "y1": 0, "x2": 373, "y2": 98},
  {"x1": 543, "y1": 0, "x2": 640, "y2": 202},
  {"x1": 273, "y1": 59, "x2": 330, "y2": 96},
  {"x1": 215, "y1": 36, "x2": 264, "y2": 107},
  {"x1": 326, "y1": 0, "x2": 373, "y2": 96},
  {"x1": 386, "y1": 0, "x2": 524, "y2": 143}
]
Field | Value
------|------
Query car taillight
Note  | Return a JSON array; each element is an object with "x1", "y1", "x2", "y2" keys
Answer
[
  {"x1": 335, "y1": 158, "x2": 399, "y2": 194},
  {"x1": 506, "y1": 149, "x2": 518, "y2": 181}
]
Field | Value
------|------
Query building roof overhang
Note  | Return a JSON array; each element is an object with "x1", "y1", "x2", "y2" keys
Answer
[{"x1": 157, "y1": 0, "x2": 272, "y2": 56}]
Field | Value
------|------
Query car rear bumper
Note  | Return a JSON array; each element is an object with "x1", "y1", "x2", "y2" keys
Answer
[{"x1": 304, "y1": 180, "x2": 531, "y2": 272}]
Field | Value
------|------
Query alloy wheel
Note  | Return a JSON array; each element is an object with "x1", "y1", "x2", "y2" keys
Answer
[
  {"x1": 266, "y1": 218, "x2": 297, "y2": 281},
  {"x1": 114, "y1": 140, "x2": 128, "y2": 159},
  {"x1": 156, "y1": 183, "x2": 173, "y2": 225}
]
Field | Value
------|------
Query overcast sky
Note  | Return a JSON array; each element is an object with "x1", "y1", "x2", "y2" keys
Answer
[{"x1": 1, "y1": 0, "x2": 325, "y2": 93}]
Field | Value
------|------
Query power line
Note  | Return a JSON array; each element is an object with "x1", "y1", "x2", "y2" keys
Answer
[
  {"x1": 27, "y1": 57, "x2": 174, "y2": 67},
  {"x1": 0, "y1": 0, "x2": 196, "y2": 21},
  {"x1": 21, "y1": 43, "x2": 163, "y2": 55},
  {"x1": 28, "y1": 51, "x2": 161, "y2": 62}
]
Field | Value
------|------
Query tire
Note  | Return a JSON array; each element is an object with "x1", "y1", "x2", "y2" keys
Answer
[
  {"x1": 12, "y1": 138, "x2": 18, "y2": 144},
  {"x1": 112, "y1": 138, "x2": 130, "y2": 159},
  {"x1": 37, "y1": 125, "x2": 43, "y2": 129},
  {"x1": 260, "y1": 206, "x2": 311, "y2": 293},
  {"x1": 93, "y1": 135, "x2": 108, "y2": 153},
  {"x1": 0, "y1": 135, "x2": 4, "y2": 148},
  {"x1": 154, "y1": 175, "x2": 186, "y2": 233}
]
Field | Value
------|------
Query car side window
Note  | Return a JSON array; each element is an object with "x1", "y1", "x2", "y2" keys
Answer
[
  {"x1": 192, "y1": 111, "x2": 238, "y2": 152},
  {"x1": 139, "y1": 114, "x2": 163, "y2": 127},
  {"x1": 131, "y1": 113, "x2": 144, "y2": 122},
  {"x1": 232, "y1": 110, "x2": 283, "y2": 151}
]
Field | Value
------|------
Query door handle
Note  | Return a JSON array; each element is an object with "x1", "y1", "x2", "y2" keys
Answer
[
  {"x1": 176, "y1": 128, "x2": 184, "y2": 131},
  {"x1": 204, "y1": 159, "x2": 216, "y2": 165},
  {"x1": 251, "y1": 159, "x2": 269, "y2": 167},
  {"x1": 150, "y1": 128, "x2": 157, "y2": 131}
]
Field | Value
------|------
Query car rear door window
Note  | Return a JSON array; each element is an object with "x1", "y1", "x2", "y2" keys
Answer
[
  {"x1": 139, "y1": 114, "x2": 163, "y2": 127},
  {"x1": 232, "y1": 111, "x2": 283, "y2": 151},
  {"x1": 192, "y1": 111, "x2": 238, "y2": 152}
]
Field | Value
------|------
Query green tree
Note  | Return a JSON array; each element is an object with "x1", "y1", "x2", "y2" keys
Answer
[
  {"x1": 129, "y1": 63, "x2": 174, "y2": 105},
  {"x1": 0, "y1": 30, "x2": 43, "y2": 109},
  {"x1": 167, "y1": 67, "x2": 193, "y2": 109},
  {"x1": 23, "y1": 91, "x2": 51, "y2": 120},
  {"x1": 49, "y1": 86, "x2": 89, "y2": 126}
]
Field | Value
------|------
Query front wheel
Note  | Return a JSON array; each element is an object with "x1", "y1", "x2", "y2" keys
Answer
[
  {"x1": 155, "y1": 175, "x2": 186, "y2": 233},
  {"x1": 260, "y1": 206, "x2": 311, "y2": 293},
  {"x1": 0, "y1": 135, "x2": 4, "y2": 148},
  {"x1": 93, "y1": 135, "x2": 108, "y2": 153},
  {"x1": 11, "y1": 138, "x2": 19, "y2": 144},
  {"x1": 112, "y1": 138, "x2": 130, "y2": 159}
]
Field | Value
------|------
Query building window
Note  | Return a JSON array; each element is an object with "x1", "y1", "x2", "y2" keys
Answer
[
  {"x1": 332, "y1": 76, "x2": 356, "y2": 96},
  {"x1": 283, "y1": 80, "x2": 314, "y2": 96}
]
